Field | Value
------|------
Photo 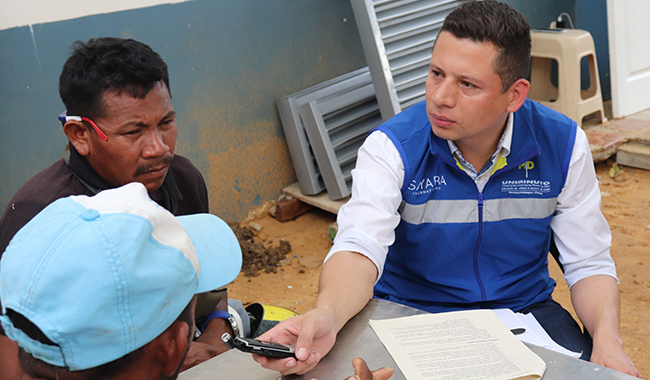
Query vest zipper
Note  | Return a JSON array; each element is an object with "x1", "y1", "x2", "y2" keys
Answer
[
  {"x1": 474, "y1": 192, "x2": 487, "y2": 303},
  {"x1": 472, "y1": 151, "x2": 538, "y2": 306}
]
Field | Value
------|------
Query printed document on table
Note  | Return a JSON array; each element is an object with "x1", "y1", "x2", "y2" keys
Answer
[{"x1": 369, "y1": 309, "x2": 546, "y2": 380}]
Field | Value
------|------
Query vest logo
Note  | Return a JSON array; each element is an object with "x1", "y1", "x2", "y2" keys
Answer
[
  {"x1": 519, "y1": 161, "x2": 534, "y2": 178},
  {"x1": 408, "y1": 175, "x2": 447, "y2": 195},
  {"x1": 501, "y1": 179, "x2": 551, "y2": 195}
]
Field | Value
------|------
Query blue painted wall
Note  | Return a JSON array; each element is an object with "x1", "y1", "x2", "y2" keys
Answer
[
  {"x1": 574, "y1": 0, "x2": 611, "y2": 101},
  {"x1": 503, "y1": 0, "x2": 575, "y2": 29},
  {"x1": 0, "y1": 0, "x2": 366, "y2": 221}
]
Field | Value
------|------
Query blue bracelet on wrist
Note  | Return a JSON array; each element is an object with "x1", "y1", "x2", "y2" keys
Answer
[{"x1": 201, "y1": 310, "x2": 231, "y2": 332}]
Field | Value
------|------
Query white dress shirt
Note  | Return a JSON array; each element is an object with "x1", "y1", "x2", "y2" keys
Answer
[{"x1": 327, "y1": 112, "x2": 618, "y2": 289}]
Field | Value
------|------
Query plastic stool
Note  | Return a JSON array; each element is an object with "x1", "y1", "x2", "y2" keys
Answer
[{"x1": 528, "y1": 29, "x2": 606, "y2": 127}]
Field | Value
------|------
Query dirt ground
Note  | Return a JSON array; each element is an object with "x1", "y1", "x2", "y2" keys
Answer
[{"x1": 228, "y1": 160, "x2": 649, "y2": 377}]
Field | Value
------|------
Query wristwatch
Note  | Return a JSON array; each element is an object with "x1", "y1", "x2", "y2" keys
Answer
[
  {"x1": 199, "y1": 306, "x2": 244, "y2": 338},
  {"x1": 227, "y1": 305, "x2": 244, "y2": 338}
]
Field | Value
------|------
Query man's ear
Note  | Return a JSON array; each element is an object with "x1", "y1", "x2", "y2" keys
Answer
[
  {"x1": 153, "y1": 320, "x2": 191, "y2": 377},
  {"x1": 505, "y1": 78, "x2": 531, "y2": 114},
  {"x1": 63, "y1": 120, "x2": 91, "y2": 156}
]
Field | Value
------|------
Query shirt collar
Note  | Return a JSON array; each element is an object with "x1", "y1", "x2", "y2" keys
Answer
[{"x1": 447, "y1": 112, "x2": 515, "y2": 176}]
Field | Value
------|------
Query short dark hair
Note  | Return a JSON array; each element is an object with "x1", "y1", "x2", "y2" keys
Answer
[
  {"x1": 12, "y1": 300, "x2": 193, "y2": 380},
  {"x1": 441, "y1": 0, "x2": 531, "y2": 92},
  {"x1": 59, "y1": 37, "x2": 171, "y2": 120}
]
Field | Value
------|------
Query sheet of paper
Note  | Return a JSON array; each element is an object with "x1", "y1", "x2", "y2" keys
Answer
[
  {"x1": 515, "y1": 312, "x2": 582, "y2": 358},
  {"x1": 491, "y1": 309, "x2": 581, "y2": 358},
  {"x1": 370, "y1": 310, "x2": 546, "y2": 380}
]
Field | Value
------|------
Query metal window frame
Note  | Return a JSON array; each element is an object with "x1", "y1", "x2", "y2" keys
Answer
[
  {"x1": 276, "y1": 68, "x2": 377, "y2": 197},
  {"x1": 299, "y1": 79, "x2": 382, "y2": 200}
]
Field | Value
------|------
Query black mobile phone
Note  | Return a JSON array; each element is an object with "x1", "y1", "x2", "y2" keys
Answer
[{"x1": 221, "y1": 332, "x2": 297, "y2": 359}]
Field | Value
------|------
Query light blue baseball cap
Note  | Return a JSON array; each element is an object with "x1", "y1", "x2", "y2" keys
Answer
[{"x1": 0, "y1": 182, "x2": 242, "y2": 371}]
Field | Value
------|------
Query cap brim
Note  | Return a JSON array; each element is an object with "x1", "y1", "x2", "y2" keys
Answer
[{"x1": 176, "y1": 214, "x2": 242, "y2": 293}]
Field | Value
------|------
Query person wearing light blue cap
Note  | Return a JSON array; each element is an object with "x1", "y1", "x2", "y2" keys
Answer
[
  {"x1": 0, "y1": 183, "x2": 242, "y2": 379},
  {"x1": 0, "y1": 37, "x2": 238, "y2": 378}
]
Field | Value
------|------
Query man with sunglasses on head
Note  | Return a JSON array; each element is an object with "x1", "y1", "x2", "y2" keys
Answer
[{"x1": 0, "y1": 37, "x2": 234, "y2": 379}]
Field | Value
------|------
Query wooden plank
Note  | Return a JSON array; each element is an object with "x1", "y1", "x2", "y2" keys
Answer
[{"x1": 282, "y1": 183, "x2": 349, "y2": 215}]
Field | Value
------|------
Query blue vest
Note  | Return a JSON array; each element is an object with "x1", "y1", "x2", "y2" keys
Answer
[{"x1": 373, "y1": 99, "x2": 577, "y2": 313}]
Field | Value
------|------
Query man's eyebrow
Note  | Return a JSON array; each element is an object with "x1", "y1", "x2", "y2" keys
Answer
[
  {"x1": 458, "y1": 74, "x2": 481, "y2": 84},
  {"x1": 430, "y1": 64, "x2": 481, "y2": 85},
  {"x1": 114, "y1": 111, "x2": 176, "y2": 131},
  {"x1": 114, "y1": 120, "x2": 147, "y2": 131},
  {"x1": 430, "y1": 63, "x2": 443, "y2": 72}
]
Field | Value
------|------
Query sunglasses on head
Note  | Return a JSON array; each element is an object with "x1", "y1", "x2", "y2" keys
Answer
[{"x1": 58, "y1": 111, "x2": 108, "y2": 141}]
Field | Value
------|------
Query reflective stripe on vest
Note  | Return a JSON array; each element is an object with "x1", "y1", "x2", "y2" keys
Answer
[{"x1": 400, "y1": 197, "x2": 557, "y2": 224}]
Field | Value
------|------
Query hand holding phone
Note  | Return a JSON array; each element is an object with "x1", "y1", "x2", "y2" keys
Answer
[{"x1": 221, "y1": 332, "x2": 297, "y2": 359}]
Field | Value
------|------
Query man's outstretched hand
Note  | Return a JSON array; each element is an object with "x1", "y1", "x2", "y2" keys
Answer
[
  {"x1": 253, "y1": 309, "x2": 338, "y2": 375},
  {"x1": 345, "y1": 357, "x2": 394, "y2": 380}
]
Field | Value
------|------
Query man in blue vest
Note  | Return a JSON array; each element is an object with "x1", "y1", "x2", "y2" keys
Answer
[{"x1": 255, "y1": 1, "x2": 641, "y2": 378}]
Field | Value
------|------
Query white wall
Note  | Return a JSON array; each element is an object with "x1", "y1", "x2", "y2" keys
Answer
[{"x1": 0, "y1": 0, "x2": 192, "y2": 30}]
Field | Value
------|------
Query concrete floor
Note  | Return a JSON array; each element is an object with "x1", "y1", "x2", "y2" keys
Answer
[
  {"x1": 628, "y1": 107, "x2": 650, "y2": 123},
  {"x1": 585, "y1": 101, "x2": 650, "y2": 169}
]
